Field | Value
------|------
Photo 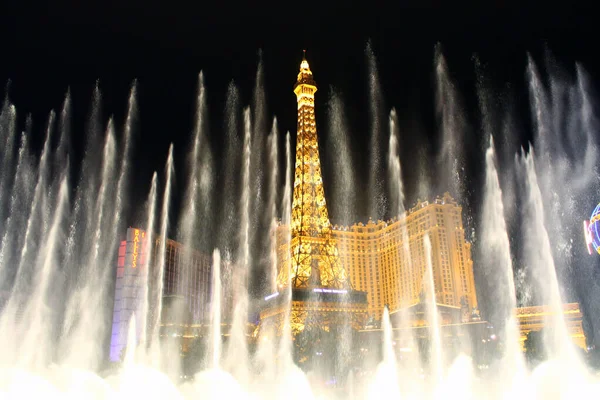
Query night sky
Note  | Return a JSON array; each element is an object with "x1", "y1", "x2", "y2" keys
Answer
[{"x1": 2, "y1": 2, "x2": 600, "y2": 342}]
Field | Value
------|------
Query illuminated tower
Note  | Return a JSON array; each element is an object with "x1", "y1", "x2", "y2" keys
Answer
[
  {"x1": 261, "y1": 53, "x2": 367, "y2": 334},
  {"x1": 278, "y1": 51, "x2": 349, "y2": 289}
]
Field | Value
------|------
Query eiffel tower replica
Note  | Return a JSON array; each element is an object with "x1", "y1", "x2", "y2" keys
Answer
[{"x1": 260, "y1": 52, "x2": 367, "y2": 334}]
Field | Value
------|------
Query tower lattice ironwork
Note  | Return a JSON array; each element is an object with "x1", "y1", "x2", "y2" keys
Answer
[
  {"x1": 261, "y1": 52, "x2": 366, "y2": 336},
  {"x1": 277, "y1": 52, "x2": 350, "y2": 290}
]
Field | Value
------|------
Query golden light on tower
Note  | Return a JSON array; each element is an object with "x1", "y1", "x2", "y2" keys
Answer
[
  {"x1": 260, "y1": 52, "x2": 586, "y2": 354},
  {"x1": 277, "y1": 51, "x2": 349, "y2": 290},
  {"x1": 260, "y1": 52, "x2": 367, "y2": 335}
]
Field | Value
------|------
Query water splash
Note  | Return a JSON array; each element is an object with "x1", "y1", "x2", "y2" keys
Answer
[
  {"x1": 0, "y1": 96, "x2": 17, "y2": 227},
  {"x1": 424, "y1": 234, "x2": 443, "y2": 383},
  {"x1": 435, "y1": 43, "x2": 466, "y2": 201},
  {"x1": 387, "y1": 108, "x2": 421, "y2": 376},
  {"x1": 519, "y1": 150, "x2": 575, "y2": 363},
  {"x1": 0, "y1": 45, "x2": 598, "y2": 400},
  {"x1": 266, "y1": 118, "x2": 279, "y2": 293},
  {"x1": 368, "y1": 307, "x2": 401, "y2": 398},
  {"x1": 481, "y1": 136, "x2": 525, "y2": 389},
  {"x1": 21, "y1": 171, "x2": 70, "y2": 368},
  {"x1": 149, "y1": 145, "x2": 175, "y2": 362},
  {"x1": 209, "y1": 249, "x2": 222, "y2": 370},
  {"x1": 138, "y1": 173, "x2": 158, "y2": 355},
  {"x1": 278, "y1": 131, "x2": 294, "y2": 368},
  {"x1": 62, "y1": 119, "x2": 117, "y2": 369},
  {"x1": 326, "y1": 88, "x2": 356, "y2": 224},
  {"x1": 219, "y1": 82, "x2": 242, "y2": 256},
  {"x1": 177, "y1": 72, "x2": 212, "y2": 327},
  {"x1": 366, "y1": 41, "x2": 386, "y2": 220},
  {"x1": 224, "y1": 108, "x2": 252, "y2": 385}
]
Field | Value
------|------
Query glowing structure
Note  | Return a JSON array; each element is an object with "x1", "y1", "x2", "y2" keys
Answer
[
  {"x1": 583, "y1": 203, "x2": 600, "y2": 255},
  {"x1": 261, "y1": 53, "x2": 367, "y2": 333},
  {"x1": 275, "y1": 193, "x2": 478, "y2": 322},
  {"x1": 277, "y1": 51, "x2": 349, "y2": 290},
  {"x1": 333, "y1": 193, "x2": 478, "y2": 320},
  {"x1": 109, "y1": 227, "x2": 221, "y2": 361},
  {"x1": 515, "y1": 303, "x2": 587, "y2": 351},
  {"x1": 266, "y1": 55, "x2": 478, "y2": 333}
]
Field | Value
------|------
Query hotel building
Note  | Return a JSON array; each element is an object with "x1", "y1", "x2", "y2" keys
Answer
[
  {"x1": 260, "y1": 52, "x2": 368, "y2": 333},
  {"x1": 333, "y1": 192, "x2": 477, "y2": 320},
  {"x1": 263, "y1": 53, "x2": 477, "y2": 335},
  {"x1": 109, "y1": 227, "x2": 219, "y2": 361},
  {"x1": 515, "y1": 303, "x2": 587, "y2": 351},
  {"x1": 275, "y1": 192, "x2": 478, "y2": 322}
]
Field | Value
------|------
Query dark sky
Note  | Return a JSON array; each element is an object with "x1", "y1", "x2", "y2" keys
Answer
[
  {"x1": 2, "y1": 2, "x2": 598, "y2": 216},
  {"x1": 2, "y1": 2, "x2": 598, "y2": 138},
  {"x1": 2, "y1": 2, "x2": 600, "y2": 341}
]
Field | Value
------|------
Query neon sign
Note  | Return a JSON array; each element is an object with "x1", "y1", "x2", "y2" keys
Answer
[
  {"x1": 264, "y1": 292, "x2": 279, "y2": 301},
  {"x1": 313, "y1": 288, "x2": 347, "y2": 294},
  {"x1": 584, "y1": 220, "x2": 593, "y2": 255},
  {"x1": 131, "y1": 229, "x2": 145, "y2": 268}
]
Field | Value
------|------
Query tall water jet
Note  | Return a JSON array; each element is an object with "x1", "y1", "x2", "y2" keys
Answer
[
  {"x1": 525, "y1": 56, "x2": 569, "y2": 288},
  {"x1": 481, "y1": 137, "x2": 524, "y2": 384},
  {"x1": 1, "y1": 37, "x2": 600, "y2": 400},
  {"x1": 0, "y1": 129, "x2": 34, "y2": 297},
  {"x1": 325, "y1": 91, "x2": 357, "y2": 384},
  {"x1": 388, "y1": 109, "x2": 405, "y2": 216},
  {"x1": 424, "y1": 234, "x2": 443, "y2": 384},
  {"x1": 381, "y1": 306, "x2": 398, "y2": 374},
  {"x1": 575, "y1": 64, "x2": 599, "y2": 185},
  {"x1": 326, "y1": 88, "x2": 356, "y2": 224},
  {"x1": 181, "y1": 72, "x2": 207, "y2": 244},
  {"x1": 387, "y1": 108, "x2": 421, "y2": 373},
  {"x1": 62, "y1": 118, "x2": 117, "y2": 369},
  {"x1": 368, "y1": 307, "x2": 401, "y2": 398},
  {"x1": 184, "y1": 72, "x2": 213, "y2": 255},
  {"x1": 149, "y1": 145, "x2": 175, "y2": 362},
  {"x1": 224, "y1": 108, "x2": 252, "y2": 385},
  {"x1": 112, "y1": 80, "x2": 137, "y2": 236},
  {"x1": 69, "y1": 84, "x2": 104, "y2": 258},
  {"x1": 525, "y1": 56, "x2": 600, "y2": 301},
  {"x1": 103, "y1": 85, "x2": 141, "y2": 364},
  {"x1": 86, "y1": 119, "x2": 118, "y2": 291},
  {"x1": 251, "y1": 52, "x2": 268, "y2": 268},
  {"x1": 219, "y1": 82, "x2": 242, "y2": 256},
  {"x1": 519, "y1": 150, "x2": 575, "y2": 363},
  {"x1": 54, "y1": 89, "x2": 71, "y2": 176},
  {"x1": 137, "y1": 173, "x2": 158, "y2": 359},
  {"x1": 366, "y1": 41, "x2": 387, "y2": 220},
  {"x1": 240, "y1": 107, "x2": 253, "y2": 311},
  {"x1": 435, "y1": 44, "x2": 466, "y2": 202},
  {"x1": 20, "y1": 171, "x2": 70, "y2": 368},
  {"x1": 266, "y1": 118, "x2": 279, "y2": 293},
  {"x1": 253, "y1": 118, "x2": 280, "y2": 389},
  {"x1": 176, "y1": 72, "x2": 211, "y2": 329},
  {"x1": 209, "y1": 249, "x2": 222, "y2": 370},
  {"x1": 124, "y1": 314, "x2": 139, "y2": 368},
  {"x1": 61, "y1": 87, "x2": 104, "y2": 345},
  {"x1": 1, "y1": 112, "x2": 55, "y2": 344},
  {"x1": 277, "y1": 131, "x2": 293, "y2": 368},
  {"x1": 415, "y1": 147, "x2": 432, "y2": 201},
  {"x1": 105, "y1": 81, "x2": 137, "y2": 292},
  {"x1": 0, "y1": 96, "x2": 17, "y2": 227},
  {"x1": 0, "y1": 129, "x2": 34, "y2": 364}
]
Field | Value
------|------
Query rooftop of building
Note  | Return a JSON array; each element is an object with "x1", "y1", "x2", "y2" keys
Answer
[
  {"x1": 276, "y1": 192, "x2": 462, "y2": 232},
  {"x1": 330, "y1": 192, "x2": 461, "y2": 231},
  {"x1": 514, "y1": 302, "x2": 582, "y2": 317}
]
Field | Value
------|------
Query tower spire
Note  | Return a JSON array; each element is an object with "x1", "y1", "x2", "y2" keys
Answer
[{"x1": 279, "y1": 53, "x2": 350, "y2": 290}]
